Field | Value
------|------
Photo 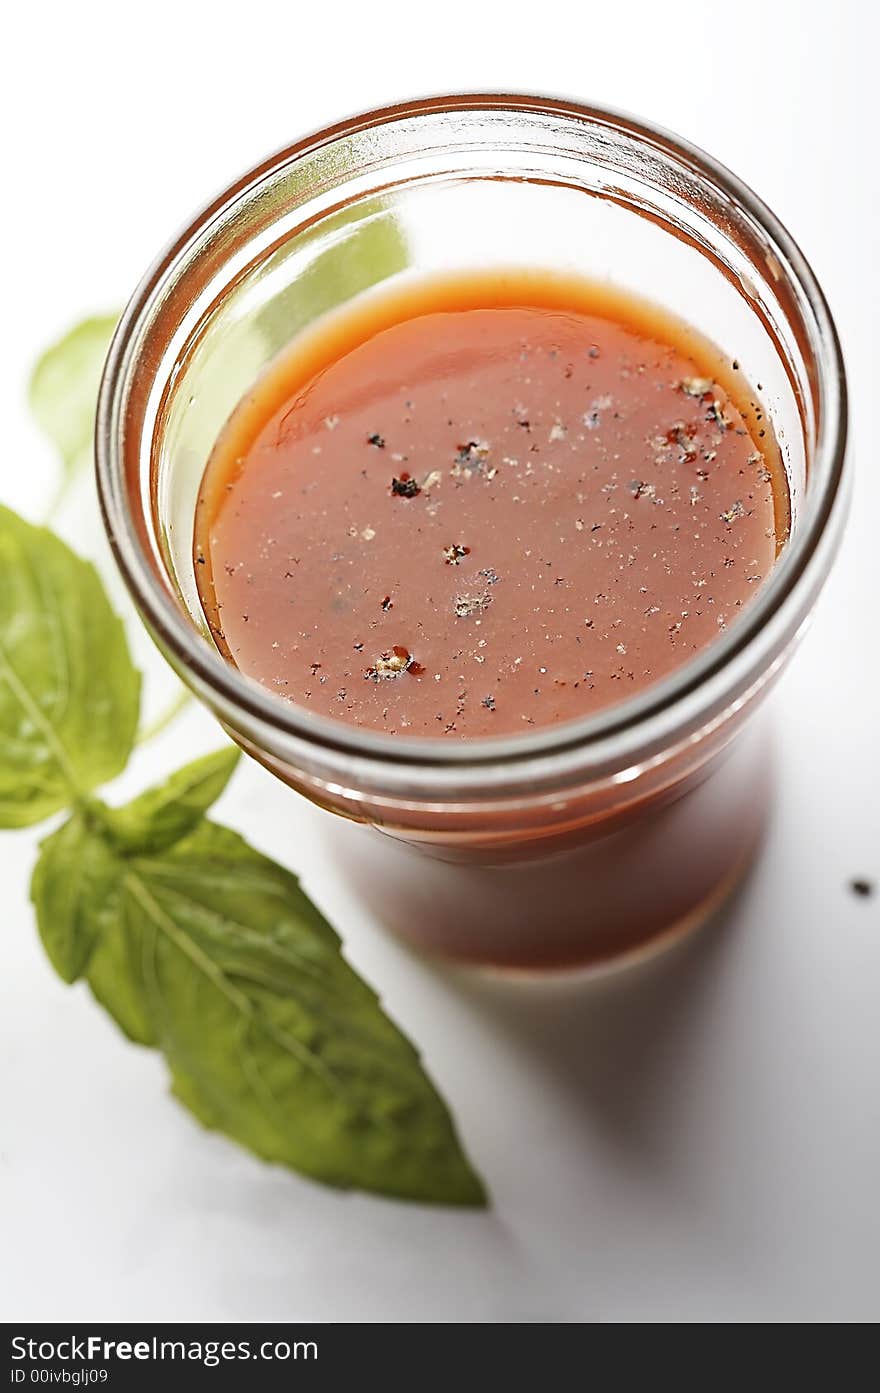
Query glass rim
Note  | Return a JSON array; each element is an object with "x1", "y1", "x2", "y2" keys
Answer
[{"x1": 96, "y1": 91, "x2": 849, "y2": 777}]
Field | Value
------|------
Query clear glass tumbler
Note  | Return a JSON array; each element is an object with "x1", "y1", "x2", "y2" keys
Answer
[{"x1": 96, "y1": 94, "x2": 849, "y2": 972}]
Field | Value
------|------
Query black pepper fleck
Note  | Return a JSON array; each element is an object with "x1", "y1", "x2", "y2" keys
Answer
[
  {"x1": 391, "y1": 473, "x2": 421, "y2": 498},
  {"x1": 849, "y1": 878, "x2": 875, "y2": 899}
]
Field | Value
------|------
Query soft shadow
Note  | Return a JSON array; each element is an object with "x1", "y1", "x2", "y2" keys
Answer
[{"x1": 434, "y1": 874, "x2": 752, "y2": 1157}]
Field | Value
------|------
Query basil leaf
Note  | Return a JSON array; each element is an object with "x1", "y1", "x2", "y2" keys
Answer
[
  {"x1": 101, "y1": 746, "x2": 240, "y2": 854},
  {"x1": 34, "y1": 748, "x2": 239, "y2": 981},
  {"x1": 30, "y1": 808, "x2": 121, "y2": 982},
  {"x1": 42, "y1": 808, "x2": 483, "y2": 1205},
  {"x1": 0, "y1": 506, "x2": 141, "y2": 826},
  {"x1": 255, "y1": 204, "x2": 408, "y2": 350},
  {"x1": 28, "y1": 314, "x2": 118, "y2": 485},
  {"x1": 31, "y1": 811, "x2": 156, "y2": 1045},
  {"x1": 86, "y1": 885, "x2": 157, "y2": 1048}
]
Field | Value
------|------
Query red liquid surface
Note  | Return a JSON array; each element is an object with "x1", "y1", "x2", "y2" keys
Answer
[{"x1": 195, "y1": 273, "x2": 786, "y2": 739}]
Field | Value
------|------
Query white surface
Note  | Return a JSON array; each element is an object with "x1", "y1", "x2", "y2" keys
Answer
[{"x1": 1, "y1": 0, "x2": 877, "y2": 1323}]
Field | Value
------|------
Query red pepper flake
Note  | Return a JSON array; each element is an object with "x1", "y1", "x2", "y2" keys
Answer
[
  {"x1": 365, "y1": 646, "x2": 415, "y2": 680},
  {"x1": 666, "y1": 421, "x2": 697, "y2": 446},
  {"x1": 391, "y1": 473, "x2": 421, "y2": 498},
  {"x1": 666, "y1": 421, "x2": 698, "y2": 463},
  {"x1": 443, "y1": 543, "x2": 470, "y2": 565}
]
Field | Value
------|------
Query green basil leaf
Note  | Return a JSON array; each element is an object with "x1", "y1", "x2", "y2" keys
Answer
[
  {"x1": 28, "y1": 314, "x2": 118, "y2": 480},
  {"x1": 86, "y1": 886, "x2": 157, "y2": 1048},
  {"x1": 101, "y1": 747, "x2": 240, "y2": 854},
  {"x1": 0, "y1": 506, "x2": 141, "y2": 825},
  {"x1": 30, "y1": 808, "x2": 121, "y2": 982},
  {"x1": 254, "y1": 203, "x2": 408, "y2": 349},
  {"x1": 68, "y1": 812, "x2": 484, "y2": 1205}
]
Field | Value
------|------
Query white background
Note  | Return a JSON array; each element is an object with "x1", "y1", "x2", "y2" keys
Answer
[{"x1": 1, "y1": 0, "x2": 877, "y2": 1323}]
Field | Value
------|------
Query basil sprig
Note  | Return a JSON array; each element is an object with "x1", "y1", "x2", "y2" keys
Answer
[
  {"x1": 27, "y1": 744, "x2": 484, "y2": 1205},
  {"x1": 4, "y1": 318, "x2": 485, "y2": 1205}
]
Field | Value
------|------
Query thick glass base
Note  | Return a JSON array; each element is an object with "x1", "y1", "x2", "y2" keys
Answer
[{"x1": 325, "y1": 720, "x2": 773, "y2": 973}]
